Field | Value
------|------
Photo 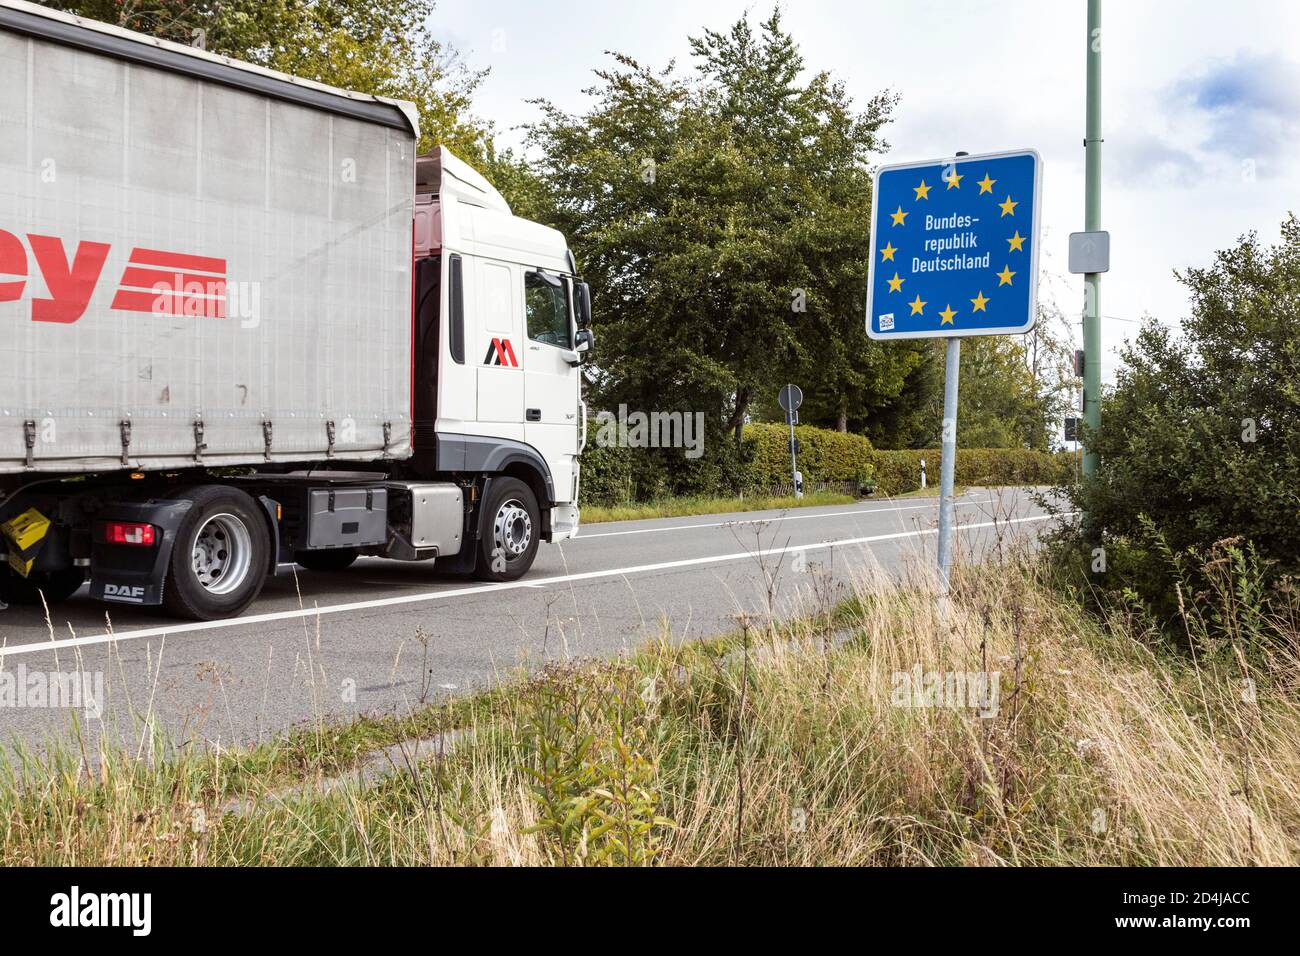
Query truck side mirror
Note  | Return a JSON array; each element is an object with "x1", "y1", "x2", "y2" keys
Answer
[
  {"x1": 575, "y1": 282, "x2": 592, "y2": 329},
  {"x1": 575, "y1": 328, "x2": 595, "y2": 358}
]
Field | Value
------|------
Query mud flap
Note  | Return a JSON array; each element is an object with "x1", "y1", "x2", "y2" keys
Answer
[{"x1": 89, "y1": 499, "x2": 192, "y2": 607}]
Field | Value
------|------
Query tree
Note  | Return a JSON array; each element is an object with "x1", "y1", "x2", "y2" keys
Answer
[
  {"x1": 43, "y1": 0, "x2": 492, "y2": 160},
  {"x1": 525, "y1": 11, "x2": 896, "y2": 481},
  {"x1": 1064, "y1": 215, "x2": 1300, "y2": 608}
]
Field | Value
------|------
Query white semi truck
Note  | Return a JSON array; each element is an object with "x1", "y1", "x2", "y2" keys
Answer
[{"x1": 0, "y1": 0, "x2": 593, "y2": 620}]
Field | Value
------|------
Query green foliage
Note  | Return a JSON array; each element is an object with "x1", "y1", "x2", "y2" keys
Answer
[
  {"x1": 743, "y1": 423, "x2": 875, "y2": 489},
  {"x1": 525, "y1": 10, "x2": 897, "y2": 447},
  {"x1": 1061, "y1": 215, "x2": 1300, "y2": 616},
  {"x1": 47, "y1": 0, "x2": 493, "y2": 161},
  {"x1": 578, "y1": 441, "x2": 639, "y2": 506},
  {"x1": 516, "y1": 661, "x2": 673, "y2": 866},
  {"x1": 580, "y1": 419, "x2": 1069, "y2": 505},
  {"x1": 872, "y1": 448, "x2": 1074, "y2": 496}
]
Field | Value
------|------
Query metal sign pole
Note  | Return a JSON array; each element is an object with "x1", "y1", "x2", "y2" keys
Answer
[
  {"x1": 778, "y1": 384, "x2": 804, "y2": 500},
  {"x1": 788, "y1": 412, "x2": 801, "y2": 499},
  {"x1": 936, "y1": 338, "x2": 961, "y2": 590}
]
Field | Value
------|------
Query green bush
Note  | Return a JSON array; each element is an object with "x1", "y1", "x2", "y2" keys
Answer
[
  {"x1": 742, "y1": 423, "x2": 876, "y2": 490},
  {"x1": 872, "y1": 448, "x2": 1075, "y2": 495},
  {"x1": 581, "y1": 417, "x2": 1072, "y2": 506},
  {"x1": 1059, "y1": 216, "x2": 1300, "y2": 624},
  {"x1": 579, "y1": 441, "x2": 638, "y2": 506}
]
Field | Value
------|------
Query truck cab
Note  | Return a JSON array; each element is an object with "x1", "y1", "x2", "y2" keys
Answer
[{"x1": 410, "y1": 149, "x2": 592, "y2": 547}]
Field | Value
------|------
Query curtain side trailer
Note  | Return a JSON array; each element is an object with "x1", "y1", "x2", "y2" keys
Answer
[{"x1": 0, "y1": 0, "x2": 593, "y2": 620}]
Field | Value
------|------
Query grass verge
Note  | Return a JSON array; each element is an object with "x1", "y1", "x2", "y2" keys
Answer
[
  {"x1": 2, "y1": 546, "x2": 1296, "y2": 866},
  {"x1": 581, "y1": 490, "x2": 858, "y2": 523}
]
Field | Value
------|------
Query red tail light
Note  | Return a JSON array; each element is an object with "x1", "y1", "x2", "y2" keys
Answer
[{"x1": 100, "y1": 521, "x2": 157, "y2": 547}]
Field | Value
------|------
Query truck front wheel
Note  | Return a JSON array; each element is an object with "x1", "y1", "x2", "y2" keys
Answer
[
  {"x1": 474, "y1": 478, "x2": 540, "y2": 582},
  {"x1": 163, "y1": 486, "x2": 270, "y2": 621}
]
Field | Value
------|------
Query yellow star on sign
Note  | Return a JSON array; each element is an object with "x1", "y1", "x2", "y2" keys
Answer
[
  {"x1": 999, "y1": 195, "x2": 1019, "y2": 217},
  {"x1": 913, "y1": 179, "x2": 932, "y2": 200},
  {"x1": 880, "y1": 242, "x2": 897, "y2": 262},
  {"x1": 970, "y1": 291, "x2": 990, "y2": 312},
  {"x1": 891, "y1": 205, "x2": 908, "y2": 227},
  {"x1": 945, "y1": 170, "x2": 963, "y2": 189},
  {"x1": 887, "y1": 272, "x2": 905, "y2": 293},
  {"x1": 977, "y1": 173, "x2": 996, "y2": 194},
  {"x1": 1007, "y1": 230, "x2": 1026, "y2": 252},
  {"x1": 939, "y1": 304, "x2": 957, "y2": 325},
  {"x1": 908, "y1": 294, "x2": 927, "y2": 316},
  {"x1": 997, "y1": 265, "x2": 1016, "y2": 286}
]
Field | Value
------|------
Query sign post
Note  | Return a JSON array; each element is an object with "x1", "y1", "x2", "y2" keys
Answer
[
  {"x1": 866, "y1": 148, "x2": 1042, "y2": 590},
  {"x1": 778, "y1": 384, "x2": 804, "y2": 499}
]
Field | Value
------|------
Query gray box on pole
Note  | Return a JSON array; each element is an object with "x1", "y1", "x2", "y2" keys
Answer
[{"x1": 1069, "y1": 230, "x2": 1110, "y2": 274}]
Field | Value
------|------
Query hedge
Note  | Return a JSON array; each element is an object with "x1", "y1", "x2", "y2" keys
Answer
[
  {"x1": 743, "y1": 423, "x2": 876, "y2": 490},
  {"x1": 579, "y1": 418, "x2": 1075, "y2": 505},
  {"x1": 870, "y1": 448, "x2": 1075, "y2": 496}
]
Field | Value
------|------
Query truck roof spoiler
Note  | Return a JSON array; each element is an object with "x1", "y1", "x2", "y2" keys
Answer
[{"x1": 417, "y1": 147, "x2": 512, "y2": 216}]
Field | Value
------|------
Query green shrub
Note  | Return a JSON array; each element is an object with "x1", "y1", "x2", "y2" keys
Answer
[
  {"x1": 1058, "y1": 217, "x2": 1300, "y2": 627},
  {"x1": 579, "y1": 441, "x2": 638, "y2": 506},
  {"x1": 873, "y1": 448, "x2": 1075, "y2": 495},
  {"x1": 582, "y1": 417, "x2": 1072, "y2": 505},
  {"x1": 742, "y1": 423, "x2": 876, "y2": 490}
]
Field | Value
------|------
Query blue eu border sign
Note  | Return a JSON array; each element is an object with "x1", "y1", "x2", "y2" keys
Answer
[{"x1": 865, "y1": 148, "x2": 1042, "y2": 340}]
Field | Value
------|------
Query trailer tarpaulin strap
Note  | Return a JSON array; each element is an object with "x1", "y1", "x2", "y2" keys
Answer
[{"x1": 0, "y1": 3, "x2": 412, "y2": 131}]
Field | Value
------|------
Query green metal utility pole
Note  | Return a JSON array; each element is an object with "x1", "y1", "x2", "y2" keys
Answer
[{"x1": 1082, "y1": 0, "x2": 1103, "y2": 478}]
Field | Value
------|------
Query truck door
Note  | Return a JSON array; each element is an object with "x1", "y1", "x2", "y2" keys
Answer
[
  {"x1": 476, "y1": 258, "x2": 525, "y2": 429},
  {"x1": 522, "y1": 270, "x2": 580, "y2": 499}
]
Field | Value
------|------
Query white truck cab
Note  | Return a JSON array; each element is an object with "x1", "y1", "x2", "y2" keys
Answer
[{"x1": 414, "y1": 150, "x2": 590, "y2": 545}]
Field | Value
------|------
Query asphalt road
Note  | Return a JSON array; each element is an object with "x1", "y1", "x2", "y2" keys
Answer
[{"x1": 0, "y1": 487, "x2": 1062, "y2": 752}]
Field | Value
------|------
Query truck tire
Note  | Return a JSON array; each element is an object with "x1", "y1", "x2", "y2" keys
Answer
[
  {"x1": 0, "y1": 566, "x2": 86, "y2": 607},
  {"x1": 163, "y1": 486, "x2": 270, "y2": 621},
  {"x1": 294, "y1": 548, "x2": 359, "y2": 572},
  {"x1": 474, "y1": 478, "x2": 540, "y2": 582}
]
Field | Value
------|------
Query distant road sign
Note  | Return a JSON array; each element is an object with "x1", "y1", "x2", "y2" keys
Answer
[
  {"x1": 778, "y1": 384, "x2": 803, "y2": 414},
  {"x1": 866, "y1": 148, "x2": 1042, "y2": 340},
  {"x1": 1065, "y1": 417, "x2": 1080, "y2": 443}
]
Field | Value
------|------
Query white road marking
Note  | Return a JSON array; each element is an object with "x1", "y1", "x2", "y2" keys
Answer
[
  {"x1": 575, "y1": 495, "x2": 993, "y2": 539},
  {"x1": 0, "y1": 512, "x2": 1067, "y2": 659}
]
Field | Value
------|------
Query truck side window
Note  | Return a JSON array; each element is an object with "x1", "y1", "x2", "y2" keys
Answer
[
  {"x1": 525, "y1": 271, "x2": 571, "y2": 348},
  {"x1": 449, "y1": 254, "x2": 465, "y2": 364}
]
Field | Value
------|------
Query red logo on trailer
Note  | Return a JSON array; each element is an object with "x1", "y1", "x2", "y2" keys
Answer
[
  {"x1": 483, "y1": 337, "x2": 518, "y2": 367},
  {"x1": 0, "y1": 228, "x2": 227, "y2": 323}
]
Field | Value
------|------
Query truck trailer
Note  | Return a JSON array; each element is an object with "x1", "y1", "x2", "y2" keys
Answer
[{"x1": 0, "y1": 0, "x2": 593, "y2": 620}]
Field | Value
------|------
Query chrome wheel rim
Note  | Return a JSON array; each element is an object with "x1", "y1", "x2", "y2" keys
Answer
[
  {"x1": 191, "y1": 513, "x2": 253, "y2": 595},
  {"x1": 493, "y1": 499, "x2": 532, "y2": 559}
]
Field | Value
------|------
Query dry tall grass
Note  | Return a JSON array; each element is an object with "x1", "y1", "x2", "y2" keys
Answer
[{"x1": 2, "y1": 545, "x2": 1297, "y2": 866}]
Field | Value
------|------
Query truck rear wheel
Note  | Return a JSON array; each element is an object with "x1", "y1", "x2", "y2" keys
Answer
[
  {"x1": 163, "y1": 486, "x2": 270, "y2": 621},
  {"x1": 474, "y1": 478, "x2": 540, "y2": 582},
  {"x1": 0, "y1": 567, "x2": 86, "y2": 607},
  {"x1": 294, "y1": 548, "x2": 359, "y2": 572}
]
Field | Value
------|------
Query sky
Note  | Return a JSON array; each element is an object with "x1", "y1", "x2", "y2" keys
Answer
[{"x1": 428, "y1": 0, "x2": 1300, "y2": 378}]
